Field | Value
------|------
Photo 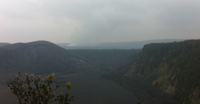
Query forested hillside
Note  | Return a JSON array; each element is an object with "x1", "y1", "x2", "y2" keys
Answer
[{"x1": 124, "y1": 39, "x2": 200, "y2": 104}]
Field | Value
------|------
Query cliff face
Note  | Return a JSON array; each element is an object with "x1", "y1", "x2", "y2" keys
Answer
[{"x1": 125, "y1": 40, "x2": 200, "y2": 104}]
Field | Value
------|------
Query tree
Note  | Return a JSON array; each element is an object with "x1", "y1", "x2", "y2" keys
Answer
[{"x1": 7, "y1": 72, "x2": 73, "y2": 104}]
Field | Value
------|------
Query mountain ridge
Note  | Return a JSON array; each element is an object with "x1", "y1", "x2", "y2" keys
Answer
[{"x1": 0, "y1": 40, "x2": 86, "y2": 74}]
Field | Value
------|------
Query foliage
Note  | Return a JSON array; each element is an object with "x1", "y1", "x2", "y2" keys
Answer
[
  {"x1": 126, "y1": 39, "x2": 200, "y2": 104},
  {"x1": 7, "y1": 72, "x2": 73, "y2": 104}
]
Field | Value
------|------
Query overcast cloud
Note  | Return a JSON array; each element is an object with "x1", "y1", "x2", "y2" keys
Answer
[{"x1": 0, "y1": 0, "x2": 200, "y2": 45}]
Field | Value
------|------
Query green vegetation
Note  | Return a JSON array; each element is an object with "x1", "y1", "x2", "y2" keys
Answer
[
  {"x1": 7, "y1": 72, "x2": 73, "y2": 104},
  {"x1": 152, "y1": 74, "x2": 170, "y2": 90},
  {"x1": 124, "y1": 39, "x2": 200, "y2": 104}
]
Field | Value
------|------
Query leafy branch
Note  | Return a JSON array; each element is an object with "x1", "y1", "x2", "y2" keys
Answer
[{"x1": 7, "y1": 72, "x2": 73, "y2": 104}]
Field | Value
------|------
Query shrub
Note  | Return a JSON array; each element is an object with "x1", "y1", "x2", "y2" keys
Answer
[{"x1": 7, "y1": 72, "x2": 73, "y2": 104}]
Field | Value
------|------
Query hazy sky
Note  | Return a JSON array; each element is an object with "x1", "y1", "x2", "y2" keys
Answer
[{"x1": 0, "y1": 0, "x2": 200, "y2": 45}]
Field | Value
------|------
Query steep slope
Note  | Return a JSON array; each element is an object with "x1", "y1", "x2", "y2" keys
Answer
[
  {"x1": 0, "y1": 41, "x2": 86, "y2": 74},
  {"x1": 125, "y1": 39, "x2": 200, "y2": 104}
]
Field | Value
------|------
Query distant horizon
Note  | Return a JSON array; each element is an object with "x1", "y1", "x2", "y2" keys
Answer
[
  {"x1": 0, "y1": 38, "x2": 193, "y2": 45},
  {"x1": 0, "y1": 38, "x2": 189, "y2": 50}
]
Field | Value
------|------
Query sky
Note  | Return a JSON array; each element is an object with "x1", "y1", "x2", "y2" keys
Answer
[{"x1": 0, "y1": 0, "x2": 200, "y2": 45}]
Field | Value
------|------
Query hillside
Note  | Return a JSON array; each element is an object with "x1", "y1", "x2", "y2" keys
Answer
[
  {"x1": 0, "y1": 41, "x2": 86, "y2": 74},
  {"x1": 123, "y1": 39, "x2": 200, "y2": 104}
]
